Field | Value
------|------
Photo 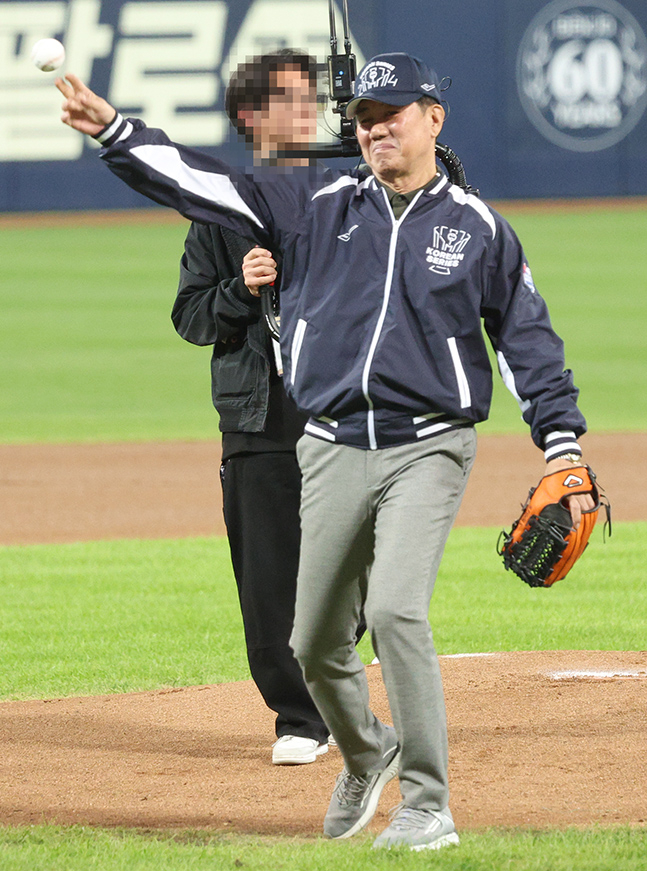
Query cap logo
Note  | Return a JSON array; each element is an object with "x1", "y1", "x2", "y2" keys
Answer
[
  {"x1": 357, "y1": 60, "x2": 399, "y2": 96},
  {"x1": 420, "y1": 82, "x2": 437, "y2": 92}
]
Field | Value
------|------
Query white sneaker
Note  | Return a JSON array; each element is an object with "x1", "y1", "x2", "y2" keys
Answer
[
  {"x1": 272, "y1": 735, "x2": 329, "y2": 765},
  {"x1": 323, "y1": 736, "x2": 401, "y2": 839},
  {"x1": 373, "y1": 804, "x2": 460, "y2": 850}
]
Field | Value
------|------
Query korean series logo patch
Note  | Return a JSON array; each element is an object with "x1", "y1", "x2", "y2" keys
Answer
[{"x1": 426, "y1": 226, "x2": 471, "y2": 275}]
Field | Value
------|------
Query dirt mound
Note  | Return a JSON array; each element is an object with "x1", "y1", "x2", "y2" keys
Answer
[{"x1": 1, "y1": 652, "x2": 645, "y2": 833}]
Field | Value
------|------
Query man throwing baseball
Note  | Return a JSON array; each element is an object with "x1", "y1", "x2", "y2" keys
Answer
[{"x1": 57, "y1": 52, "x2": 593, "y2": 849}]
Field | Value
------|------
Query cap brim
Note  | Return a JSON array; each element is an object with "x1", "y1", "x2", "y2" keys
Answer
[{"x1": 345, "y1": 92, "x2": 422, "y2": 119}]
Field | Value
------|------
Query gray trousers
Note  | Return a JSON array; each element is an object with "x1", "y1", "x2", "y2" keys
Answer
[{"x1": 290, "y1": 427, "x2": 477, "y2": 810}]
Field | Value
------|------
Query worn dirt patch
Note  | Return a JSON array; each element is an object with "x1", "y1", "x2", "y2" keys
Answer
[
  {"x1": 0, "y1": 653, "x2": 645, "y2": 833},
  {"x1": 0, "y1": 432, "x2": 643, "y2": 545}
]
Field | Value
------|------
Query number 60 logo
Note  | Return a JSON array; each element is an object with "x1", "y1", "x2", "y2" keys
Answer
[{"x1": 517, "y1": 0, "x2": 647, "y2": 152}]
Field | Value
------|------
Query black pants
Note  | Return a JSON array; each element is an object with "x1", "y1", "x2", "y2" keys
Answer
[{"x1": 221, "y1": 452, "x2": 329, "y2": 743}]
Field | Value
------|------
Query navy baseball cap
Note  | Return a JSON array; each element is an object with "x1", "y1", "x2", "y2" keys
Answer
[{"x1": 345, "y1": 52, "x2": 442, "y2": 119}]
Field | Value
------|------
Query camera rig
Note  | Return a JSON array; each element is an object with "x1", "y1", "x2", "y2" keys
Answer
[{"x1": 262, "y1": 0, "x2": 478, "y2": 341}]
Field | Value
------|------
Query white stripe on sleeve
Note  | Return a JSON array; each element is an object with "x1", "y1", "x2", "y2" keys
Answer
[
  {"x1": 497, "y1": 351, "x2": 531, "y2": 413},
  {"x1": 129, "y1": 145, "x2": 265, "y2": 228}
]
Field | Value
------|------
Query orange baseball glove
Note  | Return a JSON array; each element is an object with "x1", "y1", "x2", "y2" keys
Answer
[{"x1": 498, "y1": 465, "x2": 610, "y2": 588}]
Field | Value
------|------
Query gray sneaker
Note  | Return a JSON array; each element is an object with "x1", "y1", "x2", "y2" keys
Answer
[
  {"x1": 323, "y1": 737, "x2": 401, "y2": 839},
  {"x1": 372, "y1": 804, "x2": 460, "y2": 851}
]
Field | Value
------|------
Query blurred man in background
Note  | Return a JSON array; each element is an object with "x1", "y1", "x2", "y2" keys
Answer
[{"x1": 171, "y1": 50, "x2": 331, "y2": 766}]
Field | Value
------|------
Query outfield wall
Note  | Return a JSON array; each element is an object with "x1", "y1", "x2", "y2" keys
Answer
[{"x1": 1, "y1": 0, "x2": 646, "y2": 210}]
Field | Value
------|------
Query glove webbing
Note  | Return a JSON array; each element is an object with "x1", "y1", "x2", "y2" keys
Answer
[{"x1": 501, "y1": 503, "x2": 572, "y2": 588}]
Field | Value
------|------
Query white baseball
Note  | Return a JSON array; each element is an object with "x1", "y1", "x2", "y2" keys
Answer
[{"x1": 31, "y1": 38, "x2": 66, "y2": 72}]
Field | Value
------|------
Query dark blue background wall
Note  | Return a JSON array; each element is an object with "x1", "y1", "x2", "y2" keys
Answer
[
  {"x1": 377, "y1": 0, "x2": 647, "y2": 198},
  {"x1": 2, "y1": 0, "x2": 646, "y2": 210}
]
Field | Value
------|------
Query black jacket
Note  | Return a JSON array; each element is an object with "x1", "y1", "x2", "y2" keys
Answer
[{"x1": 172, "y1": 222, "x2": 273, "y2": 432}]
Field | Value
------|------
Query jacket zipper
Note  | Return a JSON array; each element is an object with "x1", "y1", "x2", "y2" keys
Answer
[{"x1": 362, "y1": 189, "x2": 425, "y2": 449}]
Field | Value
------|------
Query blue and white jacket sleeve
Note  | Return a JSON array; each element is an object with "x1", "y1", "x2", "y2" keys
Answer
[
  {"x1": 94, "y1": 114, "x2": 304, "y2": 248},
  {"x1": 481, "y1": 216, "x2": 586, "y2": 461}
]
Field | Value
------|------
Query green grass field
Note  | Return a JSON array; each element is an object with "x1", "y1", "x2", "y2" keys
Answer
[
  {"x1": 0, "y1": 219, "x2": 214, "y2": 443},
  {"x1": 0, "y1": 204, "x2": 645, "y2": 868},
  {"x1": 489, "y1": 205, "x2": 647, "y2": 435},
  {"x1": 1, "y1": 826, "x2": 645, "y2": 871},
  {"x1": 0, "y1": 523, "x2": 642, "y2": 701},
  {"x1": 1, "y1": 204, "x2": 646, "y2": 442}
]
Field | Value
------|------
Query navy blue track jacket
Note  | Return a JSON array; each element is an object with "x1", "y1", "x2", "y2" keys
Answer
[{"x1": 98, "y1": 115, "x2": 586, "y2": 457}]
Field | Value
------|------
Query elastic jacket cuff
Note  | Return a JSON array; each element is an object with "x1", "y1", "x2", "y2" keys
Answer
[
  {"x1": 543, "y1": 430, "x2": 582, "y2": 462},
  {"x1": 94, "y1": 112, "x2": 133, "y2": 147}
]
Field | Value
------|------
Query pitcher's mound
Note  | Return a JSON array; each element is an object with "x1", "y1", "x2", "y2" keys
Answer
[{"x1": 1, "y1": 651, "x2": 645, "y2": 834}]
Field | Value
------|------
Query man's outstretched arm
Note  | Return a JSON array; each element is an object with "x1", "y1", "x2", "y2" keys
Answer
[{"x1": 55, "y1": 74, "x2": 294, "y2": 243}]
